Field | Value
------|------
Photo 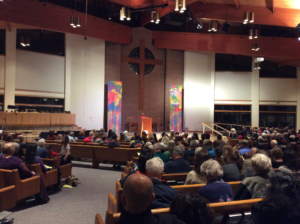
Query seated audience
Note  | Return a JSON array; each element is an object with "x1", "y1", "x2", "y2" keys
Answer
[
  {"x1": 278, "y1": 149, "x2": 300, "y2": 177},
  {"x1": 130, "y1": 134, "x2": 144, "y2": 148},
  {"x1": 100, "y1": 135, "x2": 107, "y2": 144},
  {"x1": 37, "y1": 138, "x2": 48, "y2": 158},
  {"x1": 153, "y1": 143, "x2": 169, "y2": 163},
  {"x1": 198, "y1": 159, "x2": 233, "y2": 203},
  {"x1": 107, "y1": 133, "x2": 121, "y2": 148},
  {"x1": 84, "y1": 131, "x2": 94, "y2": 143},
  {"x1": 164, "y1": 146, "x2": 190, "y2": 173},
  {"x1": 185, "y1": 149, "x2": 210, "y2": 185},
  {"x1": 163, "y1": 140, "x2": 175, "y2": 159},
  {"x1": 66, "y1": 130, "x2": 76, "y2": 142},
  {"x1": 5, "y1": 134, "x2": 13, "y2": 142},
  {"x1": 146, "y1": 157, "x2": 178, "y2": 208},
  {"x1": 92, "y1": 132, "x2": 101, "y2": 143},
  {"x1": 0, "y1": 142, "x2": 49, "y2": 203},
  {"x1": 243, "y1": 147, "x2": 258, "y2": 169},
  {"x1": 248, "y1": 173, "x2": 300, "y2": 224},
  {"x1": 214, "y1": 147, "x2": 223, "y2": 165},
  {"x1": 192, "y1": 132, "x2": 199, "y2": 140},
  {"x1": 17, "y1": 135, "x2": 26, "y2": 156},
  {"x1": 107, "y1": 129, "x2": 113, "y2": 142},
  {"x1": 160, "y1": 136, "x2": 169, "y2": 148},
  {"x1": 270, "y1": 140, "x2": 277, "y2": 152},
  {"x1": 170, "y1": 193, "x2": 215, "y2": 224},
  {"x1": 263, "y1": 127, "x2": 270, "y2": 134},
  {"x1": 58, "y1": 135, "x2": 71, "y2": 165},
  {"x1": 238, "y1": 140, "x2": 250, "y2": 155},
  {"x1": 222, "y1": 145, "x2": 244, "y2": 182},
  {"x1": 77, "y1": 130, "x2": 85, "y2": 140},
  {"x1": 234, "y1": 153, "x2": 271, "y2": 200},
  {"x1": 185, "y1": 140, "x2": 197, "y2": 158},
  {"x1": 55, "y1": 134, "x2": 62, "y2": 141},
  {"x1": 217, "y1": 135, "x2": 226, "y2": 147},
  {"x1": 47, "y1": 129, "x2": 56, "y2": 140},
  {"x1": 271, "y1": 147, "x2": 283, "y2": 168},
  {"x1": 123, "y1": 130, "x2": 130, "y2": 141},
  {"x1": 148, "y1": 134, "x2": 156, "y2": 145},
  {"x1": 202, "y1": 140, "x2": 213, "y2": 158},
  {"x1": 133, "y1": 154, "x2": 152, "y2": 175},
  {"x1": 117, "y1": 173, "x2": 185, "y2": 224},
  {"x1": 210, "y1": 140, "x2": 220, "y2": 158},
  {"x1": 170, "y1": 130, "x2": 175, "y2": 140},
  {"x1": 12, "y1": 142, "x2": 22, "y2": 159}
]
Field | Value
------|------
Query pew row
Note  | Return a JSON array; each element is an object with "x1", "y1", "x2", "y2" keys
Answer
[
  {"x1": 113, "y1": 180, "x2": 241, "y2": 213},
  {"x1": 95, "y1": 214, "x2": 105, "y2": 224},
  {"x1": 27, "y1": 164, "x2": 58, "y2": 187},
  {"x1": 121, "y1": 172, "x2": 189, "y2": 184},
  {"x1": 0, "y1": 169, "x2": 40, "y2": 202},
  {"x1": 0, "y1": 185, "x2": 16, "y2": 212},
  {"x1": 105, "y1": 198, "x2": 263, "y2": 224},
  {"x1": 42, "y1": 156, "x2": 72, "y2": 179}
]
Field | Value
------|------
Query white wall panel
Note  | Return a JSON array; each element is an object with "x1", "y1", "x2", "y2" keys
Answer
[
  {"x1": 0, "y1": 55, "x2": 5, "y2": 89},
  {"x1": 260, "y1": 78, "x2": 297, "y2": 102},
  {"x1": 65, "y1": 34, "x2": 105, "y2": 130},
  {"x1": 215, "y1": 72, "x2": 252, "y2": 100},
  {"x1": 184, "y1": 51, "x2": 215, "y2": 131},
  {"x1": 16, "y1": 50, "x2": 64, "y2": 93}
]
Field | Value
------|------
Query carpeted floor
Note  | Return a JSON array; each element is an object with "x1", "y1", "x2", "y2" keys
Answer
[{"x1": 4, "y1": 161, "x2": 122, "y2": 224}]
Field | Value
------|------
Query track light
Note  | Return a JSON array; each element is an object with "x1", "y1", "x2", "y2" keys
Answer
[
  {"x1": 252, "y1": 43, "x2": 256, "y2": 51},
  {"x1": 208, "y1": 21, "x2": 212, "y2": 32},
  {"x1": 127, "y1": 9, "x2": 131, "y2": 20},
  {"x1": 77, "y1": 17, "x2": 81, "y2": 27},
  {"x1": 26, "y1": 37, "x2": 30, "y2": 46},
  {"x1": 249, "y1": 12, "x2": 254, "y2": 23},
  {"x1": 255, "y1": 57, "x2": 264, "y2": 62},
  {"x1": 175, "y1": 0, "x2": 179, "y2": 11},
  {"x1": 151, "y1": 13, "x2": 154, "y2": 23},
  {"x1": 156, "y1": 12, "x2": 160, "y2": 22},
  {"x1": 254, "y1": 62, "x2": 261, "y2": 69},
  {"x1": 255, "y1": 43, "x2": 260, "y2": 51},
  {"x1": 243, "y1": 11, "x2": 249, "y2": 22},
  {"x1": 249, "y1": 29, "x2": 253, "y2": 39},
  {"x1": 253, "y1": 29, "x2": 258, "y2": 38},
  {"x1": 70, "y1": 16, "x2": 75, "y2": 26},
  {"x1": 211, "y1": 21, "x2": 217, "y2": 32},
  {"x1": 181, "y1": 0, "x2": 186, "y2": 10},
  {"x1": 120, "y1": 7, "x2": 125, "y2": 21},
  {"x1": 20, "y1": 36, "x2": 26, "y2": 47},
  {"x1": 298, "y1": 32, "x2": 300, "y2": 41}
]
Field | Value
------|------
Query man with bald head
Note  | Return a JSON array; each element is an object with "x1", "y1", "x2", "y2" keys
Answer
[{"x1": 118, "y1": 173, "x2": 185, "y2": 224}]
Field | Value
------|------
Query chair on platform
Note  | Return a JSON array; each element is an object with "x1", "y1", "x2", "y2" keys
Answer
[{"x1": 126, "y1": 117, "x2": 138, "y2": 132}]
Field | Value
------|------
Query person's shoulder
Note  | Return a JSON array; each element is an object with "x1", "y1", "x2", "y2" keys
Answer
[{"x1": 155, "y1": 214, "x2": 186, "y2": 224}]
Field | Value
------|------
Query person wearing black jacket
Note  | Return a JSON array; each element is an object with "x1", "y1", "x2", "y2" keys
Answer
[{"x1": 117, "y1": 173, "x2": 185, "y2": 224}]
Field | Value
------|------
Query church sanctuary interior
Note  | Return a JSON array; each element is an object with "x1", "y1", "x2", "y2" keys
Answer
[{"x1": 1, "y1": 0, "x2": 300, "y2": 224}]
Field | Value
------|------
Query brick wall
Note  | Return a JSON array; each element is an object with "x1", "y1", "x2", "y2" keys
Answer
[{"x1": 105, "y1": 41, "x2": 121, "y2": 84}]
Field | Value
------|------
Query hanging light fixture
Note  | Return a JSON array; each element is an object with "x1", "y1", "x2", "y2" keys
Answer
[
  {"x1": 255, "y1": 43, "x2": 260, "y2": 51},
  {"x1": 208, "y1": 21, "x2": 212, "y2": 32},
  {"x1": 254, "y1": 29, "x2": 258, "y2": 38},
  {"x1": 20, "y1": 36, "x2": 26, "y2": 47},
  {"x1": 181, "y1": 0, "x2": 186, "y2": 11},
  {"x1": 257, "y1": 63, "x2": 261, "y2": 69},
  {"x1": 156, "y1": 12, "x2": 160, "y2": 23},
  {"x1": 70, "y1": 16, "x2": 75, "y2": 26},
  {"x1": 26, "y1": 37, "x2": 30, "y2": 46},
  {"x1": 211, "y1": 21, "x2": 217, "y2": 32},
  {"x1": 249, "y1": 12, "x2": 254, "y2": 23},
  {"x1": 76, "y1": 17, "x2": 81, "y2": 27},
  {"x1": 298, "y1": 31, "x2": 300, "y2": 41},
  {"x1": 120, "y1": 7, "x2": 125, "y2": 21},
  {"x1": 127, "y1": 9, "x2": 131, "y2": 20},
  {"x1": 252, "y1": 43, "x2": 256, "y2": 51},
  {"x1": 243, "y1": 11, "x2": 249, "y2": 23},
  {"x1": 254, "y1": 63, "x2": 258, "y2": 69},
  {"x1": 175, "y1": 0, "x2": 179, "y2": 11},
  {"x1": 249, "y1": 29, "x2": 253, "y2": 39},
  {"x1": 151, "y1": 13, "x2": 154, "y2": 23}
]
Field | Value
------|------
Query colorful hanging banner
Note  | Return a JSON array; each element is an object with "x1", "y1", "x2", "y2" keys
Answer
[
  {"x1": 170, "y1": 85, "x2": 182, "y2": 133},
  {"x1": 108, "y1": 81, "x2": 122, "y2": 134}
]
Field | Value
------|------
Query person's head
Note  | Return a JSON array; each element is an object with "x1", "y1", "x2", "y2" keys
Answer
[
  {"x1": 173, "y1": 145, "x2": 185, "y2": 159},
  {"x1": 108, "y1": 129, "x2": 113, "y2": 138},
  {"x1": 25, "y1": 143, "x2": 38, "y2": 164},
  {"x1": 250, "y1": 147, "x2": 258, "y2": 157},
  {"x1": 242, "y1": 152, "x2": 250, "y2": 159},
  {"x1": 241, "y1": 139, "x2": 249, "y2": 148},
  {"x1": 79, "y1": 130, "x2": 85, "y2": 137},
  {"x1": 62, "y1": 134, "x2": 70, "y2": 147},
  {"x1": 121, "y1": 173, "x2": 155, "y2": 214},
  {"x1": 231, "y1": 128, "x2": 236, "y2": 133},
  {"x1": 203, "y1": 139, "x2": 210, "y2": 146},
  {"x1": 49, "y1": 129, "x2": 55, "y2": 136},
  {"x1": 69, "y1": 132, "x2": 74, "y2": 137},
  {"x1": 214, "y1": 147, "x2": 223, "y2": 159},
  {"x1": 262, "y1": 133, "x2": 267, "y2": 139},
  {"x1": 170, "y1": 193, "x2": 215, "y2": 224},
  {"x1": 212, "y1": 140, "x2": 220, "y2": 149},
  {"x1": 6, "y1": 135, "x2": 13, "y2": 142},
  {"x1": 153, "y1": 143, "x2": 164, "y2": 153},
  {"x1": 123, "y1": 130, "x2": 128, "y2": 137},
  {"x1": 111, "y1": 133, "x2": 117, "y2": 141},
  {"x1": 56, "y1": 134, "x2": 62, "y2": 141},
  {"x1": 205, "y1": 133, "x2": 210, "y2": 140},
  {"x1": 195, "y1": 147, "x2": 202, "y2": 155},
  {"x1": 89, "y1": 131, "x2": 93, "y2": 137},
  {"x1": 37, "y1": 138, "x2": 46, "y2": 147},
  {"x1": 2, "y1": 143, "x2": 15, "y2": 155},
  {"x1": 175, "y1": 132, "x2": 179, "y2": 136},
  {"x1": 223, "y1": 145, "x2": 241, "y2": 164},
  {"x1": 65, "y1": 129, "x2": 70, "y2": 135},
  {"x1": 194, "y1": 149, "x2": 211, "y2": 174},
  {"x1": 282, "y1": 149, "x2": 300, "y2": 171},
  {"x1": 147, "y1": 133, "x2": 154, "y2": 141},
  {"x1": 271, "y1": 147, "x2": 283, "y2": 160},
  {"x1": 217, "y1": 135, "x2": 222, "y2": 141},
  {"x1": 251, "y1": 153, "x2": 271, "y2": 174},
  {"x1": 190, "y1": 140, "x2": 198, "y2": 149},
  {"x1": 135, "y1": 134, "x2": 140, "y2": 140},
  {"x1": 271, "y1": 140, "x2": 277, "y2": 149},
  {"x1": 201, "y1": 159, "x2": 223, "y2": 181},
  {"x1": 167, "y1": 140, "x2": 176, "y2": 153},
  {"x1": 17, "y1": 135, "x2": 24, "y2": 142},
  {"x1": 137, "y1": 154, "x2": 153, "y2": 174},
  {"x1": 192, "y1": 132, "x2": 199, "y2": 140},
  {"x1": 161, "y1": 136, "x2": 169, "y2": 146},
  {"x1": 170, "y1": 130, "x2": 175, "y2": 138},
  {"x1": 201, "y1": 133, "x2": 205, "y2": 141},
  {"x1": 146, "y1": 157, "x2": 164, "y2": 179}
]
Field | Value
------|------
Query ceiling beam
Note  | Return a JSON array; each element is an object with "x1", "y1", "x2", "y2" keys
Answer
[
  {"x1": 108, "y1": 0, "x2": 153, "y2": 7},
  {"x1": 152, "y1": 31, "x2": 300, "y2": 59},
  {"x1": 234, "y1": 0, "x2": 239, "y2": 10},
  {"x1": 189, "y1": 2, "x2": 300, "y2": 28},
  {"x1": 0, "y1": 0, "x2": 132, "y2": 44},
  {"x1": 140, "y1": 0, "x2": 198, "y2": 26},
  {"x1": 277, "y1": 59, "x2": 300, "y2": 67},
  {"x1": 272, "y1": 0, "x2": 275, "y2": 14}
]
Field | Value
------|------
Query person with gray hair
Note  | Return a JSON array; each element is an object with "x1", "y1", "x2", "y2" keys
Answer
[
  {"x1": 37, "y1": 138, "x2": 48, "y2": 158},
  {"x1": 153, "y1": 143, "x2": 169, "y2": 163},
  {"x1": 164, "y1": 140, "x2": 176, "y2": 159},
  {"x1": 234, "y1": 153, "x2": 271, "y2": 200},
  {"x1": 198, "y1": 159, "x2": 233, "y2": 203},
  {"x1": 164, "y1": 145, "x2": 190, "y2": 173},
  {"x1": 145, "y1": 157, "x2": 179, "y2": 209},
  {"x1": 185, "y1": 140, "x2": 197, "y2": 158},
  {"x1": 12, "y1": 142, "x2": 22, "y2": 159},
  {"x1": 270, "y1": 140, "x2": 277, "y2": 151}
]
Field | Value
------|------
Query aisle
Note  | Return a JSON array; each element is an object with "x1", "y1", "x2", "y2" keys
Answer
[{"x1": 6, "y1": 164, "x2": 122, "y2": 224}]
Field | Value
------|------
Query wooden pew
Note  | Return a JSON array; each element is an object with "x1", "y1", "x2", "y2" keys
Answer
[
  {"x1": 0, "y1": 185, "x2": 16, "y2": 212},
  {"x1": 42, "y1": 156, "x2": 72, "y2": 179},
  {"x1": 105, "y1": 198, "x2": 263, "y2": 224},
  {"x1": 95, "y1": 213, "x2": 105, "y2": 224},
  {"x1": 27, "y1": 164, "x2": 58, "y2": 187},
  {"x1": 113, "y1": 180, "x2": 241, "y2": 213},
  {"x1": 120, "y1": 172, "x2": 189, "y2": 184},
  {"x1": 0, "y1": 169, "x2": 40, "y2": 202}
]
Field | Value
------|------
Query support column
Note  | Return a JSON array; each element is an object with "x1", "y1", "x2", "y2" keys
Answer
[
  {"x1": 4, "y1": 28, "x2": 16, "y2": 111},
  {"x1": 64, "y1": 36, "x2": 71, "y2": 111},
  {"x1": 252, "y1": 58, "x2": 260, "y2": 127},
  {"x1": 296, "y1": 68, "x2": 300, "y2": 130}
]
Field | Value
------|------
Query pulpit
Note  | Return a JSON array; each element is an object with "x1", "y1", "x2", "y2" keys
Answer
[{"x1": 141, "y1": 118, "x2": 152, "y2": 134}]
